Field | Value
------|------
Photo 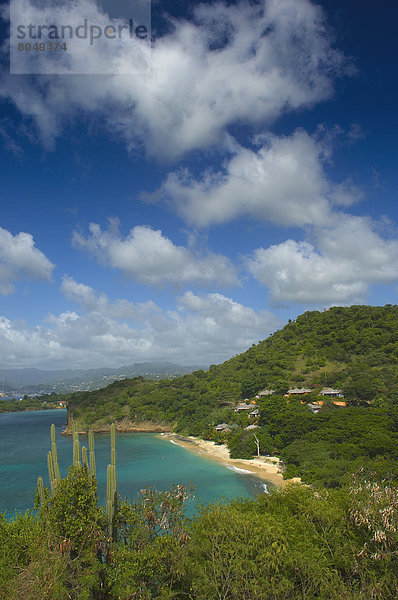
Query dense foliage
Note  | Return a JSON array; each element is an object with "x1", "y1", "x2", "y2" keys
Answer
[
  {"x1": 1, "y1": 466, "x2": 397, "y2": 599},
  {"x1": 0, "y1": 395, "x2": 63, "y2": 413},
  {"x1": 2, "y1": 306, "x2": 398, "y2": 597},
  {"x1": 63, "y1": 305, "x2": 398, "y2": 487}
]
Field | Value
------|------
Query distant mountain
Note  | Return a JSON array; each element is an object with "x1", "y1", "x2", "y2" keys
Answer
[{"x1": 2, "y1": 363, "x2": 206, "y2": 392}]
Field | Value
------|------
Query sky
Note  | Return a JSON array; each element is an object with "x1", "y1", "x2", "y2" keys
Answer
[{"x1": 0, "y1": 0, "x2": 397, "y2": 370}]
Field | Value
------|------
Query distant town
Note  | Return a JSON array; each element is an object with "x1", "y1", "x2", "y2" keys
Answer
[{"x1": 0, "y1": 362, "x2": 205, "y2": 399}]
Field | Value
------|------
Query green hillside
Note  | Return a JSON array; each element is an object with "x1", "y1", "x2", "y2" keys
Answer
[
  {"x1": 66, "y1": 305, "x2": 398, "y2": 487},
  {"x1": 2, "y1": 305, "x2": 398, "y2": 598},
  {"x1": 211, "y1": 304, "x2": 398, "y2": 397}
]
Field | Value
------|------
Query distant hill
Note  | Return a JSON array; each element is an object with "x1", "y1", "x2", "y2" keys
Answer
[{"x1": 2, "y1": 362, "x2": 205, "y2": 393}]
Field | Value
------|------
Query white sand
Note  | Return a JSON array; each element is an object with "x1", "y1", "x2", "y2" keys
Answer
[{"x1": 161, "y1": 433, "x2": 301, "y2": 487}]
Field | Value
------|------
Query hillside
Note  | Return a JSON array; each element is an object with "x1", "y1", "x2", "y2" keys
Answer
[
  {"x1": 1, "y1": 307, "x2": 397, "y2": 600},
  {"x1": 66, "y1": 305, "x2": 398, "y2": 486},
  {"x1": 211, "y1": 304, "x2": 398, "y2": 397}
]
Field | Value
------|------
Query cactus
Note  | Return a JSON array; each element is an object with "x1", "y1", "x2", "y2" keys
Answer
[
  {"x1": 88, "y1": 430, "x2": 96, "y2": 477},
  {"x1": 37, "y1": 475, "x2": 45, "y2": 505},
  {"x1": 106, "y1": 423, "x2": 117, "y2": 537},
  {"x1": 72, "y1": 422, "x2": 81, "y2": 467},
  {"x1": 50, "y1": 424, "x2": 61, "y2": 482},
  {"x1": 47, "y1": 450, "x2": 57, "y2": 493},
  {"x1": 82, "y1": 445, "x2": 89, "y2": 470},
  {"x1": 106, "y1": 464, "x2": 117, "y2": 537},
  {"x1": 111, "y1": 422, "x2": 116, "y2": 468}
]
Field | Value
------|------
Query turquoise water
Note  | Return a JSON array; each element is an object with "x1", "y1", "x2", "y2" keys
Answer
[{"x1": 0, "y1": 410, "x2": 271, "y2": 517}]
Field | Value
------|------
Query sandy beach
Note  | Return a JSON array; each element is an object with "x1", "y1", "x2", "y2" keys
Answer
[{"x1": 160, "y1": 433, "x2": 301, "y2": 487}]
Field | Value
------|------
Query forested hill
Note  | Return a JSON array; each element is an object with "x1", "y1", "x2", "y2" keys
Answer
[
  {"x1": 66, "y1": 305, "x2": 398, "y2": 487},
  {"x1": 210, "y1": 303, "x2": 398, "y2": 399},
  {"x1": 68, "y1": 304, "x2": 398, "y2": 423}
]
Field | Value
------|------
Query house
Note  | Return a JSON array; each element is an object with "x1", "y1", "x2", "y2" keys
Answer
[
  {"x1": 320, "y1": 388, "x2": 343, "y2": 397},
  {"x1": 235, "y1": 402, "x2": 255, "y2": 412},
  {"x1": 255, "y1": 389, "x2": 276, "y2": 398},
  {"x1": 215, "y1": 423, "x2": 231, "y2": 432},
  {"x1": 287, "y1": 388, "x2": 312, "y2": 396},
  {"x1": 245, "y1": 424, "x2": 259, "y2": 430},
  {"x1": 249, "y1": 408, "x2": 260, "y2": 418},
  {"x1": 307, "y1": 402, "x2": 322, "y2": 414}
]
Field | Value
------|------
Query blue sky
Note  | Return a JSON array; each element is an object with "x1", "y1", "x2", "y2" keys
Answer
[{"x1": 0, "y1": 0, "x2": 397, "y2": 369}]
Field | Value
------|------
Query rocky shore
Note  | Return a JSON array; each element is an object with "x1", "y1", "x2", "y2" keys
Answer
[{"x1": 62, "y1": 418, "x2": 173, "y2": 435}]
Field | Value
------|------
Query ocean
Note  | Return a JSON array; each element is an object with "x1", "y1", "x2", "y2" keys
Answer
[{"x1": 0, "y1": 409, "x2": 271, "y2": 517}]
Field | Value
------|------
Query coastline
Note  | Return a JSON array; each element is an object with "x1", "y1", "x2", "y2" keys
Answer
[
  {"x1": 62, "y1": 419, "x2": 173, "y2": 435},
  {"x1": 61, "y1": 419, "x2": 301, "y2": 487},
  {"x1": 160, "y1": 433, "x2": 301, "y2": 487}
]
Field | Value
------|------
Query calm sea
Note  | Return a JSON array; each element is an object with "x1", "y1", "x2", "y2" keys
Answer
[{"x1": 0, "y1": 410, "x2": 271, "y2": 517}]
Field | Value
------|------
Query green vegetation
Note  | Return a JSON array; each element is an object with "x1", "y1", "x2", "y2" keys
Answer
[
  {"x1": 64, "y1": 305, "x2": 398, "y2": 487},
  {"x1": 3, "y1": 306, "x2": 398, "y2": 597},
  {"x1": 0, "y1": 395, "x2": 64, "y2": 413},
  {"x1": 0, "y1": 425, "x2": 397, "y2": 599}
]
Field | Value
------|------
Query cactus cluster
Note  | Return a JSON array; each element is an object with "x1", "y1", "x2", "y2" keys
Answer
[
  {"x1": 37, "y1": 421, "x2": 118, "y2": 540},
  {"x1": 37, "y1": 421, "x2": 99, "y2": 500}
]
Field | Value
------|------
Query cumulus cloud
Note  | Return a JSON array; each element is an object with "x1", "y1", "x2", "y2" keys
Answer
[
  {"x1": 61, "y1": 275, "x2": 160, "y2": 320},
  {"x1": 247, "y1": 215, "x2": 398, "y2": 305},
  {"x1": 72, "y1": 222, "x2": 239, "y2": 287},
  {"x1": 0, "y1": 283, "x2": 279, "y2": 368},
  {"x1": 0, "y1": 226, "x2": 54, "y2": 294},
  {"x1": 159, "y1": 291, "x2": 279, "y2": 361},
  {"x1": 150, "y1": 129, "x2": 360, "y2": 227},
  {"x1": 1, "y1": 0, "x2": 348, "y2": 158}
]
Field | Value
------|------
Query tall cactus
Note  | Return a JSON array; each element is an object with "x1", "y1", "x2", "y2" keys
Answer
[
  {"x1": 72, "y1": 422, "x2": 81, "y2": 467},
  {"x1": 81, "y1": 445, "x2": 89, "y2": 470},
  {"x1": 111, "y1": 423, "x2": 116, "y2": 465},
  {"x1": 88, "y1": 429, "x2": 96, "y2": 477},
  {"x1": 106, "y1": 423, "x2": 117, "y2": 537},
  {"x1": 37, "y1": 475, "x2": 46, "y2": 505},
  {"x1": 47, "y1": 450, "x2": 57, "y2": 493},
  {"x1": 50, "y1": 424, "x2": 61, "y2": 482}
]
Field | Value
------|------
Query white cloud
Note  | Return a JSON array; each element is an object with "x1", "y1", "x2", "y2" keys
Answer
[
  {"x1": 247, "y1": 215, "x2": 398, "y2": 305},
  {"x1": 151, "y1": 129, "x2": 358, "y2": 227},
  {"x1": 72, "y1": 222, "x2": 239, "y2": 287},
  {"x1": 0, "y1": 226, "x2": 54, "y2": 294},
  {"x1": 248, "y1": 239, "x2": 366, "y2": 305},
  {"x1": 1, "y1": 0, "x2": 348, "y2": 158},
  {"x1": 160, "y1": 291, "x2": 279, "y2": 362},
  {"x1": 61, "y1": 275, "x2": 159, "y2": 320},
  {"x1": 0, "y1": 283, "x2": 279, "y2": 368}
]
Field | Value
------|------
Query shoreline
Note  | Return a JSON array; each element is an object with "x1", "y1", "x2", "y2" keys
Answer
[
  {"x1": 61, "y1": 419, "x2": 173, "y2": 435},
  {"x1": 160, "y1": 433, "x2": 301, "y2": 487},
  {"x1": 60, "y1": 421, "x2": 300, "y2": 487}
]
